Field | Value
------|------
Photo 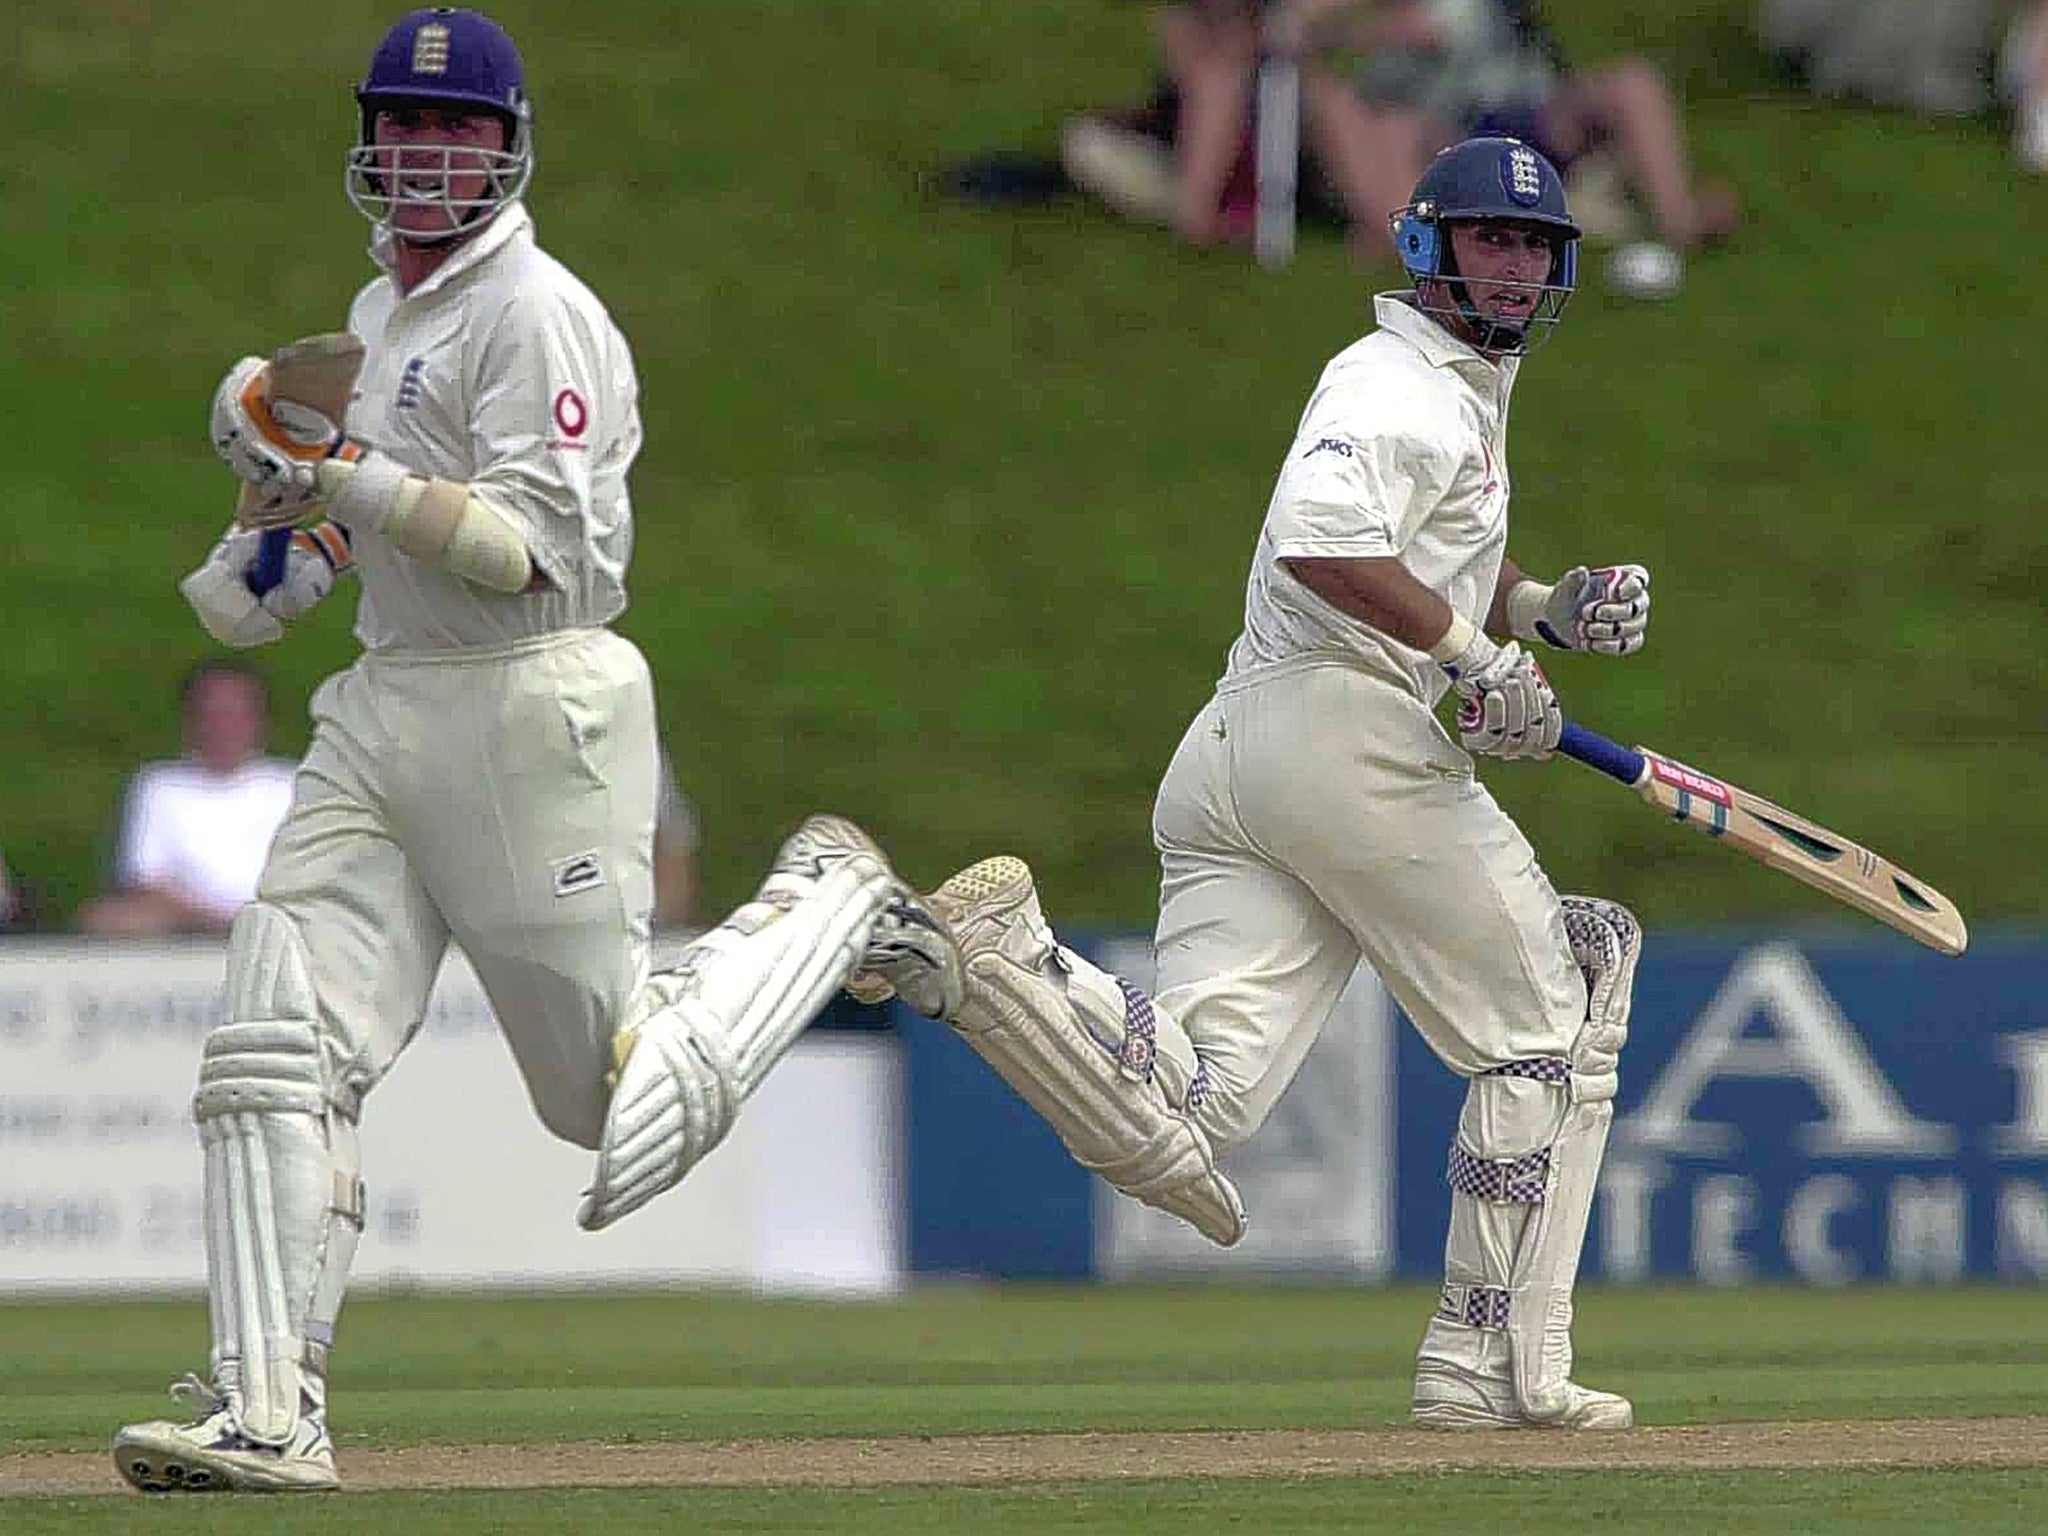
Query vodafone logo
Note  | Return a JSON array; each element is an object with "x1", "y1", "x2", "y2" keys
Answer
[{"x1": 548, "y1": 387, "x2": 590, "y2": 451}]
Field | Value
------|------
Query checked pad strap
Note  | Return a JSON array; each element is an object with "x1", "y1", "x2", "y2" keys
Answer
[{"x1": 1438, "y1": 1282, "x2": 1513, "y2": 1330}]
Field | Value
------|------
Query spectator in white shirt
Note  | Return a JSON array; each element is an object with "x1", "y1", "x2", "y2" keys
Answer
[{"x1": 77, "y1": 659, "x2": 298, "y2": 937}]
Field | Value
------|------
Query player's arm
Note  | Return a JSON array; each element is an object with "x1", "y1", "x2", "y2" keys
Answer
[
  {"x1": 312, "y1": 455, "x2": 535, "y2": 593},
  {"x1": 209, "y1": 339, "x2": 535, "y2": 593},
  {"x1": 1494, "y1": 554, "x2": 1652, "y2": 657},
  {"x1": 1284, "y1": 554, "x2": 1456, "y2": 653},
  {"x1": 1281, "y1": 553, "x2": 1561, "y2": 761}
]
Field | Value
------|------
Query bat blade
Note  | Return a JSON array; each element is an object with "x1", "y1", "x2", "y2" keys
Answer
[
  {"x1": 1557, "y1": 723, "x2": 1968, "y2": 957},
  {"x1": 1253, "y1": 53, "x2": 1299, "y2": 271},
  {"x1": 242, "y1": 333, "x2": 366, "y2": 588},
  {"x1": 267, "y1": 331, "x2": 364, "y2": 423}
]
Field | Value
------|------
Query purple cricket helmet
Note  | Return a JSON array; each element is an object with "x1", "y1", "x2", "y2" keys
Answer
[{"x1": 345, "y1": 8, "x2": 534, "y2": 242}]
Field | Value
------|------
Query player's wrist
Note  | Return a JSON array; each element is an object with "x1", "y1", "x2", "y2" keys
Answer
[
  {"x1": 316, "y1": 453, "x2": 406, "y2": 533},
  {"x1": 1429, "y1": 611, "x2": 1499, "y2": 681},
  {"x1": 1505, "y1": 578, "x2": 1558, "y2": 645}
]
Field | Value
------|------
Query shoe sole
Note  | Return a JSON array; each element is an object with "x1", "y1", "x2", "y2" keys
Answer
[
  {"x1": 113, "y1": 1429, "x2": 339, "y2": 1493},
  {"x1": 931, "y1": 855, "x2": 1034, "y2": 924},
  {"x1": 1412, "y1": 1398, "x2": 1635, "y2": 1431}
]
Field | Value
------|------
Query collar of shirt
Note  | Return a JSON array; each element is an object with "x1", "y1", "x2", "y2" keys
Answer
[
  {"x1": 1372, "y1": 291, "x2": 1514, "y2": 382},
  {"x1": 369, "y1": 201, "x2": 534, "y2": 302}
]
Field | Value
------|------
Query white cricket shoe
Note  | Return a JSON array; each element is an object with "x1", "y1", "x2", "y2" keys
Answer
[
  {"x1": 113, "y1": 1374, "x2": 338, "y2": 1492},
  {"x1": 848, "y1": 854, "x2": 1034, "y2": 1018},
  {"x1": 926, "y1": 855, "x2": 1039, "y2": 952},
  {"x1": 1413, "y1": 1359, "x2": 1634, "y2": 1430},
  {"x1": 1061, "y1": 116, "x2": 1178, "y2": 227},
  {"x1": 847, "y1": 893, "x2": 965, "y2": 1019},
  {"x1": 764, "y1": 812, "x2": 893, "y2": 889},
  {"x1": 784, "y1": 817, "x2": 959, "y2": 1020}
]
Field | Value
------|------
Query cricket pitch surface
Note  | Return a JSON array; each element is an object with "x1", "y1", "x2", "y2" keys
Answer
[{"x1": 9, "y1": 1418, "x2": 2048, "y2": 1495}]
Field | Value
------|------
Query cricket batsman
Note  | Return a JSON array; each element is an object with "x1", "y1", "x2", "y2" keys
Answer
[
  {"x1": 864, "y1": 136, "x2": 1653, "y2": 1430},
  {"x1": 113, "y1": 7, "x2": 956, "y2": 1493}
]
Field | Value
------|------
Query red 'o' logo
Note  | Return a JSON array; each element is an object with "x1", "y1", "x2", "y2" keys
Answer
[{"x1": 552, "y1": 388, "x2": 588, "y2": 438}]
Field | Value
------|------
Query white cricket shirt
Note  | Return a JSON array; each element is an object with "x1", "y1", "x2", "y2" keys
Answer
[
  {"x1": 343, "y1": 203, "x2": 641, "y2": 650},
  {"x1": 1223, "y1": 294, "x2": 1520, "y2": 706},
  {"x1": 113, "y1": 757, "x2": 299, "y2": 925}
]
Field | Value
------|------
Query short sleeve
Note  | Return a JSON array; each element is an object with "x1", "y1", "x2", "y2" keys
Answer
[
  {"x1": 113, "y1": 769, "x2": 171, "y2": 890},
  {"x1": 1265, "y1": 419, "x2": 1458, "y2": 562}
]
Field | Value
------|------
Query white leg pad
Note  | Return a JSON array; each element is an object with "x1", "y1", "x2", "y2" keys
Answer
[
  {"x1": 578, "y1": 820, "x2": 898, "y2": 1231},
  {"x1": 1417, "y1": 895, "x2": 1639, "y2": 1427},
  {"x1": 192, "y1": 903, "x2": 363, "y2": 1447},
  {"x1": 936, "y1": 856, "x2": 1246, "y2": 1247}
]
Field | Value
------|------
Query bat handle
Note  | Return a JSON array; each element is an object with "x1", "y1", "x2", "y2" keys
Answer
[
  {"x1": 248, "y1": 528, "x2": 291, "y2": 597},
  {"x1": 1557, "y1": 721, "x2": 1648, "y2": 787}
]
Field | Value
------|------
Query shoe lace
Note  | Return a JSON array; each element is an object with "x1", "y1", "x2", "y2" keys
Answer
[{"x1": 168, "y1": 1371, "x2": 228, "y2": 1419}]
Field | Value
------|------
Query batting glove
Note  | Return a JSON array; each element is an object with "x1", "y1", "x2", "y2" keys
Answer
[
  {"x1": 1441, "y1": 633, "x2": 1563, "y2": 761},
  {"x1": 1511, "y1": 564, "x2": 1651, "y2": 657},
  {"x1": 209, "y1": 357, "x2": 360, "y2": 528},
  {"x1": 253, "y1": 521, "x2": 355, "y2": 620}
]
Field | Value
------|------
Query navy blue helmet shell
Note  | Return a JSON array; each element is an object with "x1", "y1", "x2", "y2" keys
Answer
[{"x1": 1391, "y1": 136, "x2": 1580, "y2": 291}]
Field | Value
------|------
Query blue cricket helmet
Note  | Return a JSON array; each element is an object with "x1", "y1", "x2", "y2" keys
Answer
[
  {"x1": 346, "y1": 8, "x2": 534, "y2": 240},
  {"x1": 1389, "y1": 137, "x2": 1580, "y2": 352}
]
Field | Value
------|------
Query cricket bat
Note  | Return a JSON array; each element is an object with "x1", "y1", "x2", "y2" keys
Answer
[
  {"x1": 1253, "y1": 51, "x2": 1299, "y2": 271},
  {"x1": 240, "y1": 333, "x2": 366, "y2": 592},
  {"x1": 1558, "y1": 722, "x2": 1968, "y2": 957}
]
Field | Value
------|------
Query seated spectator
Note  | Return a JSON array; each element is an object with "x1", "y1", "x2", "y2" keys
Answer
[
  {"x1": 1760, "y1": 2, "x2": 2045, "y2": 172},
  {"x1": 1102, "y1": 1, "x2": 1384, "y2": 249},
  {"x1": 1308, "y1": 0, "x2": 1739, "y2": 296},
  {"x1": 0, "y1": 847, "x2": 22, "y2": 932},
  {"x1": 76, "y1": 659, "x2": 297, "y2": 939},
  {"x1": 2002, "y1": 3, "x2": 2048, "y2": 170},
  {"x1": 1760, "y1": 0, "x2": 2002, "y2": 116},
  {"x1": 653, "y1": 744, "x2": 703, "y2": 931}
]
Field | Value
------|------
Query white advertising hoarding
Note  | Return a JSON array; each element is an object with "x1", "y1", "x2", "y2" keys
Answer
[{"x1": 0, "y1": 941, "x2": 903, "y2": 1295}]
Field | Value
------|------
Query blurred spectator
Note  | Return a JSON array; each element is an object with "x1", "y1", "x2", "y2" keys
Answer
[
  {"x1": 1069, "y1": 2, "x2": 1735, "y2": 298},
  {"x1": 76, "y1": 659, "x2": 297, "y2": 939},
  {"x1": 652, "y1": 744, "x2": 702, "y2": 930},
  {"x1": 1309, "y1": 0, "x2": 1738, "y2": 296},
  {"x1": 0, "y1": 846, "x2": 23, "y2": 932},
  {"x1": 2001, "y1": 3, "x2": 2048, "y2": 169},
  {"x1": 1759, "y1": 0, "x2": 2003, "y2": 116},
  {"x1": 1059, "y1": 19, "x2": 1354, "y2": 244},
  {"x1": 1760, "y1": 3, "x2": 2048, "y2": 172}
]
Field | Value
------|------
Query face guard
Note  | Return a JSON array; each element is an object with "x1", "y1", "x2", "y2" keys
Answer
[
  {"x1": 347, "y1": 138, "x2": 531, "y2": 243},
  {"x1": 345, "y1": 8, "x2": 533, "y2": 243},
  {"x1": 1389, "y1": 137, "x2": 1580, "y2": 357}
]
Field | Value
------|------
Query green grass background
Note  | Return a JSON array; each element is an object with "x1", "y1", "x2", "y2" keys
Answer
[
  {"x1": 4, "y1": 0, "x2": 2042, "y2": 934},
  {"x1": 10, "y1": 1286, "x2": 2048, "y2": 1528}
]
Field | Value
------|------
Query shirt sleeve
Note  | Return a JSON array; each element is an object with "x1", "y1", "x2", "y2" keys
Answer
[
  {"x1": 1264, "y1": 413, "x2": 1459, "y2": 563},
  {"x1": 467, "y1": 288, "x2": 640, "y2": 587}
]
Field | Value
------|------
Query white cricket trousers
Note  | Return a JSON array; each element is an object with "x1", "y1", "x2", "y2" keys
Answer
[
  {"x1": 1149, "y1": 660, "x2": 1586, "y2": 1150},
  {"x1": 253, "y1": 627, "x2": 659, "y2": 1148}
]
